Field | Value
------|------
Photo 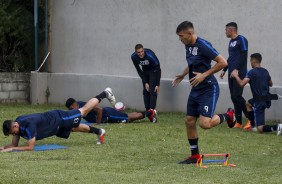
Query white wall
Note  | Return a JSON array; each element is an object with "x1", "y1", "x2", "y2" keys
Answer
[
  {"x1": 50, "y1": 0, "x2": 282, "y2": 86},
  {"x1": 31, "y1": 72, "x2": 282, "y2": 121},
  {"x1": 31, "y1": 0, "x2": 282, "y2": 121}
]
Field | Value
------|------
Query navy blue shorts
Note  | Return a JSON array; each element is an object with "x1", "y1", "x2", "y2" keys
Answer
[
  {"x1": 248, "y1": 99, "x2": 271, "y2": 126},
  {"x1": 103, "y1": 107, "x2": 128, "y2": 123},
  {"x1": 56, "y1": 109, "x2": 82, "y2": 139},
  {"x1": 187, "y1": 84, "x2": 219, "y2": 118}
]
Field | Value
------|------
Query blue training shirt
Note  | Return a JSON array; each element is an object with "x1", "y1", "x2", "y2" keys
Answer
[
  {"x1": 185, "y1": 37, "x2": 219, "y2": 90},
  {"x1": 16, "y1": 110, "x2": 62, "y2": 140},
  {"x1": 131, "y1": 48, "x2": 160, "y2": 72},
  {"x1": 246, "y1": 67, "x2": 271, "y2": 97},
  {"x1": 227, "y1": 35, "x2": 248, "y2": 75}
]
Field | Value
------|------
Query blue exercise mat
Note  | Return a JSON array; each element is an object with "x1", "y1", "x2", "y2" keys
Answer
[
  {"x1": 33, "y1": 144, "x2": 68, "y2": 151},
  {"x1": 11, "y1": 144, "x2": 68, "y2": 152}
]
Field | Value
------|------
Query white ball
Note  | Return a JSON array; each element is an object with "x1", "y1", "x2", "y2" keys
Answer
[{"x1": 114, "y1": 102, "x2": 125, "y2": 111}]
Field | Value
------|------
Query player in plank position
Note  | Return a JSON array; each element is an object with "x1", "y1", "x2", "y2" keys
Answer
[{"x1": 0, "y1": 88, "x2": 116, "y2": 152}]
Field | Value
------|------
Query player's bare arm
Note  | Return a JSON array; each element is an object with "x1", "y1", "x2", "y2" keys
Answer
[
  {"x1": 93, "y1": 106, "x2": 103, "y2": 124},
  {"x1": 190, "y1": 55, "x2": 227, "y2": 87},
  {"x1": 1, "y1": 136, "x2": 35, "y2": 152},
  {"x1": 269, "y1": 79, "x2": 273, "y2": 87},
  {"x1": 172, "y1": 66, "x2": 189, "y2": 87},
  {"x1": 0, "y1": 134, "x2": 20, "y2": 150},
  {"x1": 220, "y1": 70, "x2": 226, "y2": 79},
  {"x1": 231, "y1": 69, "x2": 249, "y2": 87}
]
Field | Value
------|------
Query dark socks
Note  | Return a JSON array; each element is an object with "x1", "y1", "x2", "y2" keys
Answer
[
  {"x1": 248, "y1": 111, "x2": 255, "y2": 127},
  {"x1": 262, "y1": 125, "x2": 277, "y2": 132},
  {"x1": 89, "y1": 126, "x2": 101, "y2": 135},
  {"x1": 188, "y1": 138, "x2": 199, "y2": 155},
  {"x1": 94, "y1": 91, "x2": 107, "y2": 102},
  {"x1": 218, "y1": 113, "x2": 230, "y2": 123},
  {"x1": 218, "y1": 113, "x2": 234, "y2": 128}
]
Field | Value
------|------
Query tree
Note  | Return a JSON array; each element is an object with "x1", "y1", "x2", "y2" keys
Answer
[{"x1": 0, "y1": 0, "x2": 45, "y2": 72}]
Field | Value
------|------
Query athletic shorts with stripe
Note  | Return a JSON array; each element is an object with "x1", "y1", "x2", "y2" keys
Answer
[
  {"x1": 187, "y1": 84, "x2": 219, "y2": 118},
  {"x1": 103, "y1": 107, "x2": 128, "y2": 123},
  {"x1": 248, "y1": 98, "x2": 271, "y2": 126},
  {"x1": 56, "y1": 109, "x2": 82, "y2": 139}
]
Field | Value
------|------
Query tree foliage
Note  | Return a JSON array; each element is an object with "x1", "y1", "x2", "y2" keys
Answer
[{"x1": 0, "y1": 0, "x2": 46, "y2": 72}]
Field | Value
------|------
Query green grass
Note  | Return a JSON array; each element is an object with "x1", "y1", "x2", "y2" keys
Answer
[{"x1": 0, "y1": 104, "x2": 281, "y2": 184}]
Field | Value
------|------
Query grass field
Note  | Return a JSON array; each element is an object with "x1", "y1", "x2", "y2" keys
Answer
[{"x1": 0, "y1": 104, "x2": 281, "y2": 184}]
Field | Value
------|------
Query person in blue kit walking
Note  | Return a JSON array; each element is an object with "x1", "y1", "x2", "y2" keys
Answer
[
  {"x1": 231, "y1": 53, "x2": 282, "y2": 135},
  {"x1": 131, "y1": 44, "x2": 161, "y2": 123},
  {"x1": 0, "y1": 88, "x2": 116, "y2": 152},
  {"x1": 220, "y1": 22, "x2": 249, "y2": 129},
  {"x1": 65, "y1": 98, "x2": 156, "y2": 123},
  {"x1": 172, "y1": 21, "x2": 237, "y2": 164}
]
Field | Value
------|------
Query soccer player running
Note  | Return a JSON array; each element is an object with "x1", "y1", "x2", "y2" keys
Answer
[
  {"x1": 131, "y1": 44, "x2": 161, "y2": 122},
  {"x1": 65, "y1": 98, "x2": 157, "y2": 123},
  {"x1": 220, "y1": 22, "x2": 249, "y2": 129},
  {"x1": 231, "y1": 53, "x2": 282, "y2": 135},
  {"x1": 172, "y1": 21, "x2": 236, "y2": 164},
  {"x1": 0, "y1": 88, "x2": 116, "y2": 152}
]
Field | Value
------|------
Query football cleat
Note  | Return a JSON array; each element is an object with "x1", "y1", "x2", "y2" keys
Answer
[
  {"x1": 97, "y1": 128, "x2": 106, "y2": 144},
  {"x1": 104, "y1": 87, "x2": 116, "y2": 107},
  {"x1": 243, "y1": 120, "x2": 251, "y2": 130},
  {"x1": 178, "y1": 154, "x2": 201, "y2": 164},
  {"x1": 277, "y1": 124, "x2": 282, "y2": 136},
  {"x1": 226, "y1": 108, "x2": 236, "y2": 128},
  {"x1": 147, "y1": 109, "x2": 157, "y2": 123},
  {"x1": 233, "y1": 122, "x2": 243, "y2": 129}
]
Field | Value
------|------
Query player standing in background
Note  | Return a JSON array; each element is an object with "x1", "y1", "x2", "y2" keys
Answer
[
  {"x1": 231, "y1": 53, "x2": 282, "y2": 135},
  {"x1": 220, "y1": 22, "x2": 250, "y2": 129},
  {"x1": 131, "y1": 44, "x2": 161, "y2": 123},
  {"x1": 173, "y1": 21, "x2": 236, "y2": 164}
]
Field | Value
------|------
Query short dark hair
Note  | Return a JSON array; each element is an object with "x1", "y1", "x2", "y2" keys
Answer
[
  {"x1": 226, "y1": 22, "x2": 238, "y2": 30},
  {"x1": 135, "y1": 44, "x2": 143, "y2": 50},
  {"x1": 250, "y1": 53, "x2": 262, "y2": 63},
  {"x1": 3, "y1": 120, "x2": 12, "y2": 136},
  {"x1": 65, "y1": 98, "x2": 76, "y2": 108},
  {"x1": 176, "y1": 21, "x2": 194, "y2": 34}
]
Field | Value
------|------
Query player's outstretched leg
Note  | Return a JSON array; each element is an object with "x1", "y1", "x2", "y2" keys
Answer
[
  {"x1": 79, "y1": 88, "x2": 116, "y2": 117},
  {"x1": 72, "y1": 124, "x2": 106, "y2": 144},
  {"x1": 127, "y1": 112, "x2": 145, "y2": 122}
]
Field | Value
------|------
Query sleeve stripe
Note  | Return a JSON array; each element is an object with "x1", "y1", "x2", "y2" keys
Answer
[
  {"x1": 198, "y1": 38, "x2": 219, "y2": 56},
  {"x1": 25, "y1": 128, "x2": 32, "y2": 140},
  {"x1": 20, "y1": 127, "x2": 33, "y2": 140},
  {"x1": 239, "y1": 35, "x2": 247, "y2": 51},
  {"x1": 62, "y1": 113, "x2": 81, "y2": 120},
  {"x1": 146, "y1": 52, "x2": 159, "y2": 65}
]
